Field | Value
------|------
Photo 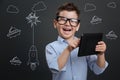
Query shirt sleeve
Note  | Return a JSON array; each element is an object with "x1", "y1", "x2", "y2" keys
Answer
[
  {"x1": 87, "y1": 55, "x2": 108, "y2": 75},
  {"x1": 45, "y1": 44, "x2": 66, "y2": 73}
]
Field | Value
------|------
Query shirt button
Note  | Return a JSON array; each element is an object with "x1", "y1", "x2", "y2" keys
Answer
[{"x1": 72, "y1": 61, "x2": 74, "y2": 64}]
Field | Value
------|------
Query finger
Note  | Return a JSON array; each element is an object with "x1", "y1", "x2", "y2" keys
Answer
[
  {"x1": 98, "y1": 41, "x2": 104, "y2": 45},
  {"x1": 96, "y1": 44, "x2": 101, "y2": 48},
  {"x1": 97, "y1": 41, "x2": 106, "y2": 48},
  {"x1": 95, "y1": 46, "x2": 106, "y2": 52},
  {"x1": 73, "y1": 41, "x2": 79, "y2": 48}
]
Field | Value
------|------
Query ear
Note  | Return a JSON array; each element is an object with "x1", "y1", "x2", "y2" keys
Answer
[
  {"x1": 53, "y1": 19, "x2": 57, "y2": 29},
  {"x1": 76, "y1": 23, "x2": 80, "y2": 31}
]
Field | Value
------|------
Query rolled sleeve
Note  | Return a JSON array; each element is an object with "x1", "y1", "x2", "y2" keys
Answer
[
  {"x1": 50, "y1": 59, "x2": 66, "y2": 73},
  {"x1": 45, "y1": 44, "x2": 66, "y2": 73},
  {"x1": 93, "y1": 61, "x2": 108, "y2": 75},
  {"x1": 87, "y1": 55, "x2": 109, "y2": 75}
]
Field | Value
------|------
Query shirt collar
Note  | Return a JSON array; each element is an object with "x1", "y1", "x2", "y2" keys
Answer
[
  {"x1": 57, "y1": 36, "x2": 78, "y2": 43},
  {"x1": 57, "y1": 36, "x2": 67, "y2": 43}
]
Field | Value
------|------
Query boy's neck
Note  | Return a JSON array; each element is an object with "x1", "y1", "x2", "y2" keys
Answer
[{"x1": 64, "y1": 36, "x2": 75, "y2": 43}]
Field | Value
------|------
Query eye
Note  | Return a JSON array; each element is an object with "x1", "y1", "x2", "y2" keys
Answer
[
  {"x1": 71, "y1": 19, "x2": 78, "y2": 23},
  {"x1": 58, "y1": 17, "x2": 67, "y2": 21}
]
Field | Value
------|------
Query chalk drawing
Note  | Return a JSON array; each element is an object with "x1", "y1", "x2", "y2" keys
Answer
[
  {"x1": 84, "y1": 3, "x2": 96, "y2": 12},
  {"x1": 26, "y1": 12, "x2": 40, "y2": 71},
  {"x1": 106, "y1": 30, "x2": 118, "y2": 40},
  {"x1": 10, "y1": 56, "x2": 22, "y2": 66},
  {"x1": 107, "y1": 2, "x2": 117, "y2": 8},
  {"x1": 27, "y1": 45, "x2": 39, "y2": 71},
  {"x1": 7, "y1": 5, "x2": 19, "y2": 14},
  {"x1": 32, "y1": 1, "x2": 47, "y2": 12},
  {"x1": 26, "y1": 12, "x2": 41, "y2": 27},
  {"x1": 90, "y1": 15, "x2": 102, "y2": 24},
  {"x1": 7, "y1": 26, "x2": 21, "y2": 38}
]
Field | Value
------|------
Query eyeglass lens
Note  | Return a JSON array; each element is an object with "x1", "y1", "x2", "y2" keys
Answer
[{"x1": 56, "y1": 16, "x2": 80, "y2": 27}]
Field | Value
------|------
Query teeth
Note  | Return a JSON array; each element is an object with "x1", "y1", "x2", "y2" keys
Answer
[{"x1": 63, "y1": 28, "x2": 71, "y2": 31}]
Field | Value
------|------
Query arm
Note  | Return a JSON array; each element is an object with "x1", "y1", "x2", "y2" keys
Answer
[
  {"x1": 57, "y1": 46, "x2": 72, "y2": 70},
  {"x1": 96, "y1": 41, "x2": 107, "y2": 68},
  {"x1": 58, "y1": 38, "x2": 80, "y2": 70},
  {"x1": 86, "y1": 41, "x2": 108, "y2": 75}
]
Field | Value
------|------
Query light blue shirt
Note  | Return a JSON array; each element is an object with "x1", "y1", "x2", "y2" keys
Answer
[{"x1": 45, "y1": 36, "x2": 108, "y2": 80}]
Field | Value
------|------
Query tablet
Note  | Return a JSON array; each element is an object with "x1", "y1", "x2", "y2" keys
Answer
[{"x1": 78, "y1": 33, "x2": 103, "y2": 57}]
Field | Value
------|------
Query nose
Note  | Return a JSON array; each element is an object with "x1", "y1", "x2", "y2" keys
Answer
[{"x1": 65, "y1": 20, "x2": 71, "y2": 26}]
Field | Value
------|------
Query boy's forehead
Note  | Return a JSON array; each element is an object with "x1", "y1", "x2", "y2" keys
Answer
[{"x1": 59, "y1": 10, "x2": 78, "y2": 18}]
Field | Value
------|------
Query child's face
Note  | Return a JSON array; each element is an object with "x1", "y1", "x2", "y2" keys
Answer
[{"x1": 54, "y1": 10, "x2": 80, "y2": 39}]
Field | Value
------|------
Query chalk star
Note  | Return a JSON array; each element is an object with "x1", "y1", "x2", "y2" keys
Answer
[{"x1": 26, "y1": 12, "x2": 40, "y2": 27}]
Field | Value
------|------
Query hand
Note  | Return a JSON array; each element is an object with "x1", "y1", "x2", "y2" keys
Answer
[
  {"x1": 68, "y1": 38, "x2": 80, "y2": 51},
  {"x1": 95, "y1": 41, "x2": 107, "y2": 55}
]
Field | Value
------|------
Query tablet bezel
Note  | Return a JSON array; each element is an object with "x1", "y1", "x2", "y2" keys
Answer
[{"x1": 78, "y1": 33, "x2": 103, "y2": 57}]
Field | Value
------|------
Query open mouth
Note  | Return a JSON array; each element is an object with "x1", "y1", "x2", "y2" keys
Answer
[{"x1": 63, "y1": 27, "x2": 72, "y2": 32}]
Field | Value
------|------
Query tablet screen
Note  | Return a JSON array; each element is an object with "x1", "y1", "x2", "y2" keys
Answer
[{"x1": 78, "y1": 33, "x2": 103, "y2": 57}]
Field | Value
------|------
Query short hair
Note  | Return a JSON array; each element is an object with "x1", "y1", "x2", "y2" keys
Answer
[{"x1": 56, "y1": 2, "x2": 80, "y2": 18}]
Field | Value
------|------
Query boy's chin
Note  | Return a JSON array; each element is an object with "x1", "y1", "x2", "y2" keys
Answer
[{"x1": 61, "y1": 35, "x2": 73, "y2": 39}]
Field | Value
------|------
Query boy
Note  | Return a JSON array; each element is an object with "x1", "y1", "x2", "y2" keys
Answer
[{"x1": 45, "y1": 2, "x2": 108, "y2": 80}]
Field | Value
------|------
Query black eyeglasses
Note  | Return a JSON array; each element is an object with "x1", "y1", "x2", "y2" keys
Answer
[{"x1": 55, "y1": 16, "x2": 80, "y2": 27}]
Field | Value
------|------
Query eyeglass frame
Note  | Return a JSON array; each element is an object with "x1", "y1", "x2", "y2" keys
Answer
[{"x1": 55, "y1": 16, "x2": 80, "y2": 27}]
